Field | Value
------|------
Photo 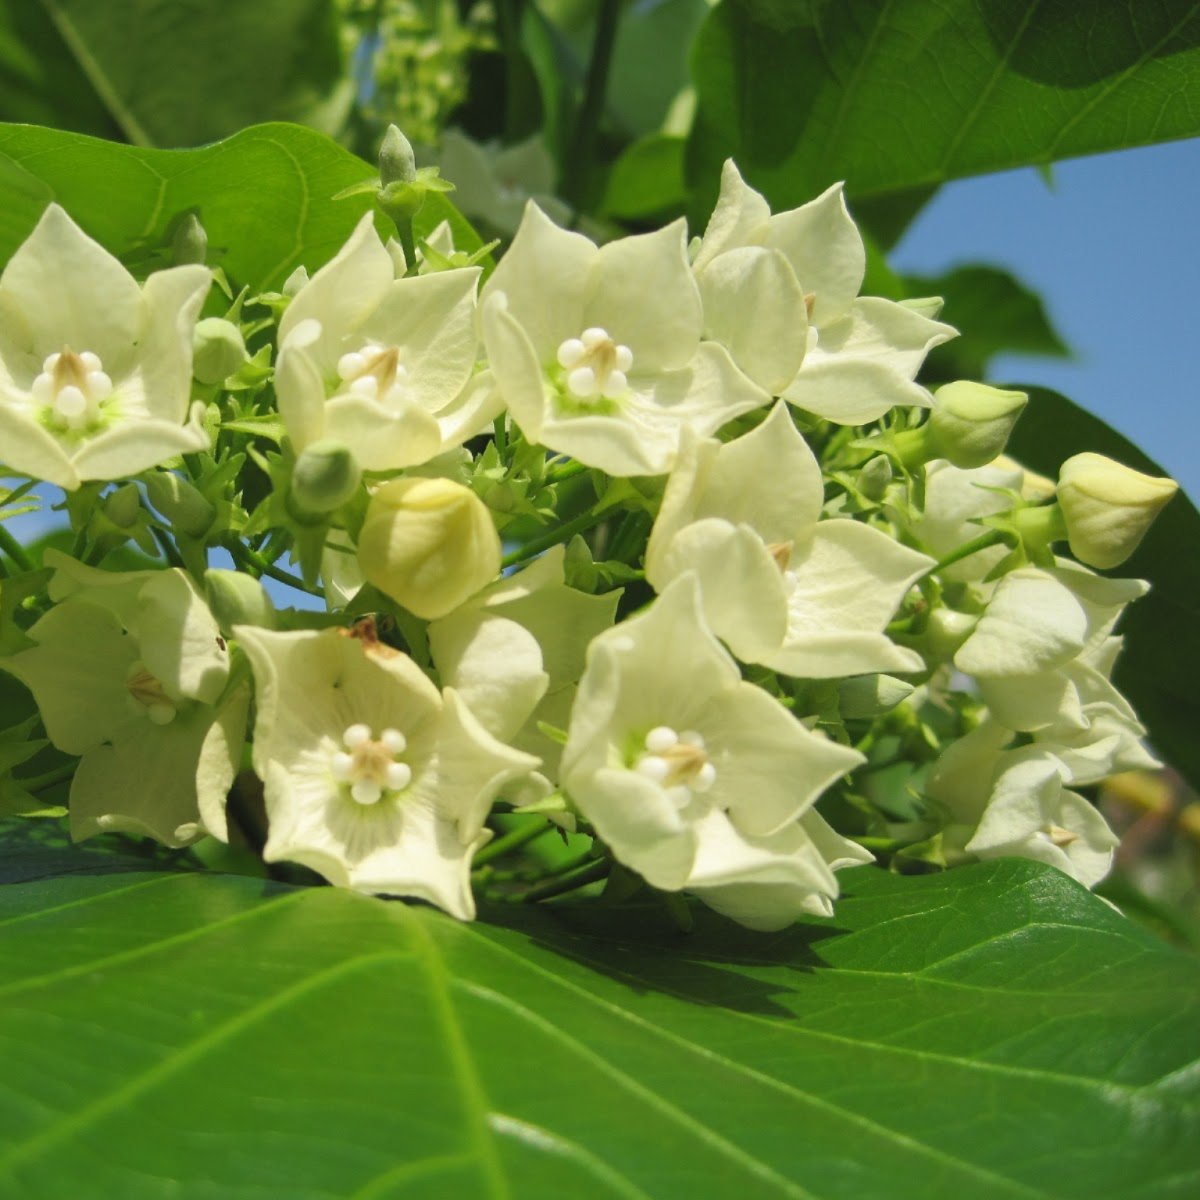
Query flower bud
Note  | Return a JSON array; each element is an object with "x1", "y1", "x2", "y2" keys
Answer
[
  {"x1": 358, "y1": 477, "x2": 501, "y2": 619},
  {"x1": 855, "y1": 454, "x2": 892, "y2": 501},
  {"x1": 838, "y1": 674, "x2": 914, "y2": 719},
  {"x1": 379, "y1": 124, "x2": 418, "y2": 187},
  {"x1": 144, "y1": 471, "x2": 216, "y2": 538},
  {"x1": 205, "y1": 568, "x2": 277, "y2": 633},
  {"x1": 102, "y1": 482, "x2": 142, "y2": 529},
  {"x1": 192, "y1": 318, "x2": 247, "y2": 385},
  {"x1": 927, "y1": 382, "x2": 1027, "y2": 469},
  {"x1": 289, "y1": 441, "x2": 362, "y2": 518},
  {"x1": 1056, "y1": 452, "x2": 1178, "y2": 569},
  {"x1": 171, "y1": 212, "x2": 207, "y2": 266}
]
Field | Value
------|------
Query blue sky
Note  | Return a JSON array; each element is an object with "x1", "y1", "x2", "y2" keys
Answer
[{"x1": 891, "y1": 139, "x2": 1200, "y2": 501}]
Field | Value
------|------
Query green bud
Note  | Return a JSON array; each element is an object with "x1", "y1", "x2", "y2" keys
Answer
[
  {"x1": 171, "y1": 213, "x2": 208, "y2": 266},
  {"x1": 855, "y1": 454, "x2": 893, "y2": 501},
  {"x1": 282, "y1": 265, "x2": 309, "y2": 297},
  {"x1": 838, "y1": 674, "x2": 915, "y2": 719},
  {"x1": 102, "y1": 483, "x2": 142, "y2": 529},
  {"x1": 358, "y1": 476, "x2": 500, "y2": 620},
  {"x1": 927, "y1": 382, "x2": 1027, "y2": 469},
  {"x1": 192, "y1": 317, "x2": 247, "y2": 386},
  {"x1": 144, "y1": 471, "x2": 216, "y2": 538},
  {"x1": 204, "y1": 568, "x2": 277, "y2": 633},
  {"x1": 289, "y1": 441, "x2": 362, "y2": 518},
  {"x1": 1056, "y1": 453, "x2": 1178, "y2": 569},
  {"x1": 379, "y1": 124, "x2": 418, "y2": 187}
]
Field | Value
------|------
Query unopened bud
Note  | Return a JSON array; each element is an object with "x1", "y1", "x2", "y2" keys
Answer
[
  {"x1": 379, "y1": 124, "x2": 418, "y2": 187},
  {"x1": 144, "y1": 471, "x2": 216, "y2": 538},
  {"x1": 289, "y1": 441, "x2": 361, "y2": 517},
  {"x1": 927, "y1": 382, "x2": 1027, "y2": 469},
  {"x1": 171, "y1": 213, "x2": 207, "y2": 266},
  {"x1": 192, "y1": 318, "x2": 247, "y2": 385},
  {"x1": 358, "y1": 477, "x2": 500, "y2": 619},
  {"x1": 282, "y1": 265, "x2": 309, "y2": 297},
  {"x1": 102, "y1": 483, "x2": 142, "y2": 529},
  {"x1": 855, "y1": 454, "x2": 892, "y2": 501},
  {"x1": 204, "y1": 569, "x2": 277, "y2": 633},
  {"x1": 1056, "y1": 453, "x2": 1178, "y2": 569},
  {"x1": 838, "y1": 674, "x2": 914, "y2": 719}
]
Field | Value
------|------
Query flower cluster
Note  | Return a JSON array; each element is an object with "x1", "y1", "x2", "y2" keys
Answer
[{"x1": 0, "y1": 149, "x2": 1177, "y2": 929}]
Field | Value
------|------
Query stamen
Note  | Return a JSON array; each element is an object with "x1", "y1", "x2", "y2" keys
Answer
[{"x1": 555, "y1": 326, "x2": 634, "y2": 401}]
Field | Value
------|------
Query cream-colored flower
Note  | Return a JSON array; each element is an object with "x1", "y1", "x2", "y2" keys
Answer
[
  {"x1": 480, "y1": 202, "x2": 766, "y2": 477},
  {"x1": 646, "y1": 404, "x2": 932, "y2": 676},
  {"x1": 237, "y1": 625, "x2": 538, "y2": 919},
  {"x1": 0, "y1": 205, "x2": 211, "y2": 489},
  {"x1": 561, "y1": 575, "x2": 866, "y2": 929}
]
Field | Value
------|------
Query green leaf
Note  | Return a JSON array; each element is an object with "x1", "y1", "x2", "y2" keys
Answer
[
  {"x1": 688, "y1": 0, "x2": 1200, "y2": 213},
  {"x1": 28, "y1": 0, "x2": 350, "y2": 146},
  {"x1": 0, "y1": 1, "x2": 120, "y2": 137},
  {"x1": 603, "y1": 134, "x2": 687, "y2": 220},
  {"x1": 908, "y1": 265, "x2": 1071, "y2": 382},
  {"x1": 0, "y1": 122, "x2": 480, "y2": 291},
  {"x1": 1006, "y1": 386, "x2": 1200, "y2": 792},
  {"x1": 0, "y1": 844, "x2": 1196, "y2": 1197}
]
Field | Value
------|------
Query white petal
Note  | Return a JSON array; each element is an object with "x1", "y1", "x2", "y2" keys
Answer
[
  {"x1": 692, "y1": 160, "x2": 771, "y2": 272},
  {"x1": 782, "y1": 356, "x2": 932, "y2": 425}
]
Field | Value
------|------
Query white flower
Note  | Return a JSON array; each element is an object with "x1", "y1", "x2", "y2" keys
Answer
[
  {"x1": 0, "y1": 553, "x2": 244, "y2": 845},
  {"x1": 955, "y1": 561, "x2": 1148, "y2": 732},
  {"x1": 693, "y1": 161, "x2": 955, "y2": 423},
  {"x1": 646, "y1": 404, "x2": 932, "y2": 677},
  {"x1": 560, "y1": 575, "x2": 866, "y2": 930},
  {"x1": 429, "y1": 544, "x2": 620, "y2": 785},
  {"x1": 275, "y1": 213, "x2": 498, "y2": 473},
  {"x1": 912, "y1": 458, "x2": 1025, "y2": 582},
  {"x1": 480, "y1": 202, "x2": 766, "y2": 477},
  {"x1": 439, "y1": 128, "x2": 571, "y2": 235},
  {"x1": 0, "y1": 204, "x2": 211, "y2": 489},
  {"x1": 236, "y1": 624, "x2": 538, "y2": 919},
  {"x1": 927, "y1": 725, "x2": 1118, "y2": 889}
]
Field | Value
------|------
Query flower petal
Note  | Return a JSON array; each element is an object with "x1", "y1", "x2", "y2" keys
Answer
[
  {"x1": 692, "y1": 159, "x2": 771, "y2": 271},
  {"x1": 782, "y1": 356, "x2": 932, "y2": 425}
]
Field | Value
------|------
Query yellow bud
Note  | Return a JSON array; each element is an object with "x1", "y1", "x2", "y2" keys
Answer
[
  {"x1": 358, "y1": 477, "x2": 500, "y2": 619},
  {"x1": 1057, "y1": 453, "x2": 1178, "y2": 569},
  {"x1": 928, "y1": 382, "x2": 1027, "y2": 469}
]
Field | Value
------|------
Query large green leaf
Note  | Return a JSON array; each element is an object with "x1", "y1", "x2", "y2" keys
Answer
[
  {"x1": 22, "y1": 0, "x2": 349, "y2": 146},
  {"x1": 1006, "y1": 387, "x2": 1200, "y2": 793},
  {"x1": 0, "y1": 2, "x2": 119, "y2": 138},
  {"x1": 0, "y1": 122, "x2": 480, "y2": 291},
  {"x1": 688, "y1": 0, "x2": 1200, "y2": 214},
  {"x1": 0, "y1": 844, "x2": 1196, "y2": 1198}
]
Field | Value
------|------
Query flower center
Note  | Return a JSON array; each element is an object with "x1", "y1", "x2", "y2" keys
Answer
[
  {"x1": 556, "y1": 326, "x2": 633, "y2": 401},
  {"x1": 125, "y1": 661, "x2": 177, "y2": 726},
  {"x1": 336, "y1": 343, "x2": 412, "y2": 408},
  {"x1": 31, "y1": 348, "x2": 113, "y2": 432},
  {"x1": 328, "y1": 722, "x2": 412, "y2": 806},
  {"x1": 767, "y1": 540, "x2": 800, "y2": 596},
  {"x1": 1042, "y1": 824, "x2": 1078, "y2": 848},
  {"x1": 634, "y1": 725, "x2": 716, "y2": 807}
]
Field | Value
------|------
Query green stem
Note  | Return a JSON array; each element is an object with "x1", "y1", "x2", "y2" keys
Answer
[
  {"x1": 0, "y1": 522, "x2": 35, "y2": 572},
  {"x1": 501, "y1": 505, "x2": 611, "y2": 569},
  {"x1": 473, "y1": 818, "x2": 553, "y2": 869},
  {"x1": 522, "y1": 856, "x2": 610, "y2": 903},
  {"x1": 224, "y1": 538, "x2": 323, "y2": 598},
  {"x1": 563, "y1": 0, "x2": 621, "y2": 211},
  {"x1": 150, "y1": 526, "x2": 187, "y2": 571},
  {"x1": 931, "y1": 530, "x2": 1004, "y2": 573},
  {"x1": 22, "y1": 762, "x2": 76, "y2": 793},
  {"x1": 547, "y1": 459, "x2": 588, "y2": 484}
]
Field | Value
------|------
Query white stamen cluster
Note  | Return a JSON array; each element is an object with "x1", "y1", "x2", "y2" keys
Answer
[
  {"x1": 31, "y1": 349, "x2": 113, "y2": 432},
  {"x1": 336, "y1": 343, "x2": 412, "y2": 408},
  {"x1": 634, "y1": 724, "x2": 716, "y2": 807},
  {"x1": 556, "y1": 326, "x2": 633, "y2": 401},
  {"x1": 329, "y1": 722, "x2": 412, "y2": 806},
  {"x1": 125, "y1": 661, "x2": 177, "y2": 726}
]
